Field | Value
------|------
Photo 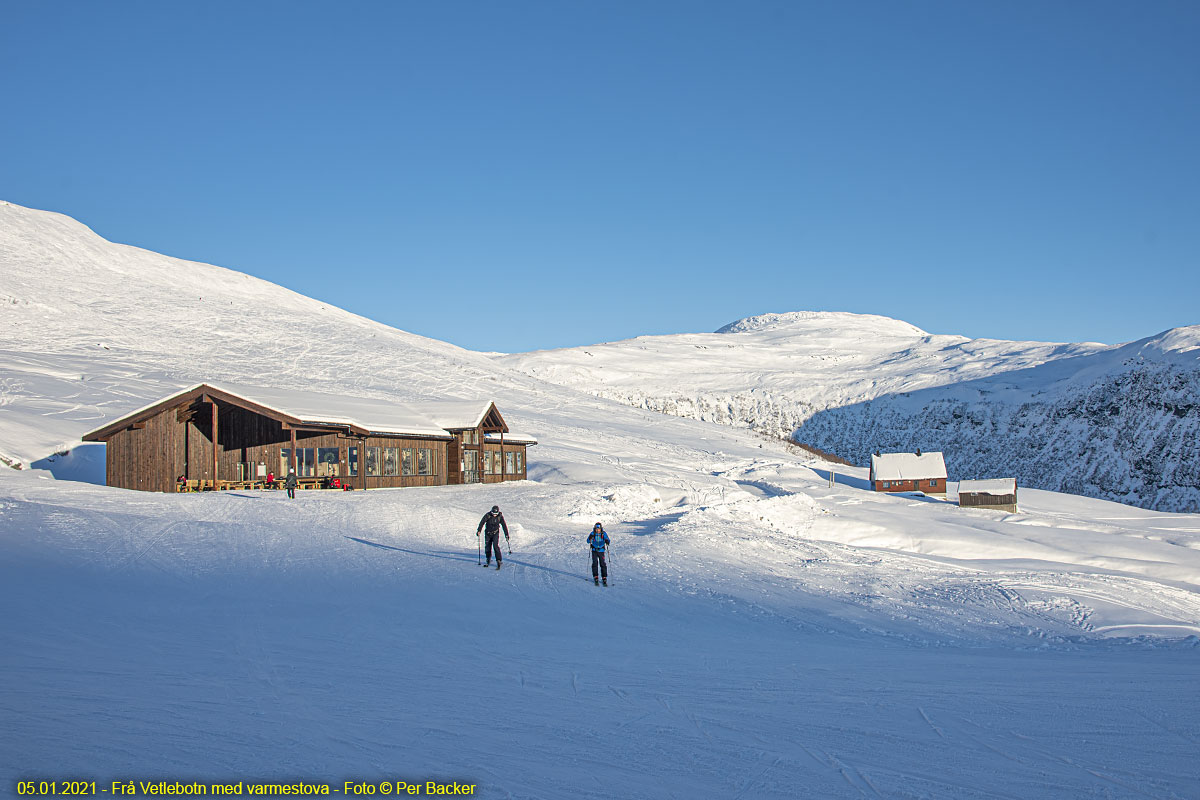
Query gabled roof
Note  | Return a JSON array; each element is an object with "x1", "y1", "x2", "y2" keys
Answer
[
  {"x1": 958, "y1": 478, "x2": 1017, "y2": 496},
  {"x1": 82, "y1": 383, "x2": 454, "y2": 441},
  {"x1": 870, "y1": 451, "x2": 947, "y2": 481},
  {"x1": 405, "y1": 400, "x2": 507, "y2": 432}
]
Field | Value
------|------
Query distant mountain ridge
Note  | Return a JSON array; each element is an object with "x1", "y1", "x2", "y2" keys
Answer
[
  {"x1": 499, "y1": 312, "x2": 1200, "y2": 512},
  {"x1": 715, "y1": 310, "x2": 927, "y2": 337}
]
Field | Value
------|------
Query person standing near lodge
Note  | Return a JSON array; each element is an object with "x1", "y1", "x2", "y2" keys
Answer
[
  {"x1": 588, "y1": 522, "x2": 610, "y2": 586},
  {"x1": 285, "y1": 469, "x2": 298, "y2": 499},
  {"x1": 476, "y1": 505, "x2": 509, "y2": 569}
]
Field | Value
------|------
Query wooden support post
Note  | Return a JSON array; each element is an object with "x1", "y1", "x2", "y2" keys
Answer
[
  {"x1": 500, "y1": 431, "x2": 505, "y2": 481},
  {"x1": 358, "y1": 436, "x2": 366, "y2": 491},
  {"x1": 290, "y1": 428, "x2": 297, "y2": 475},
  {"x1": 211, "y1": 401, "x2": 219, "y2": 486}
]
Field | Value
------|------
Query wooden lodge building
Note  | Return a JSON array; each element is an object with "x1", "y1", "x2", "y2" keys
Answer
[
  {"x1": 82, "y1": 383, "x2": 537, "y2": 493},
  {"x1": 868, "y1": 451, "x2": 948, "y2": 496},
  {"x1": 958, "y1": 478, "x2": 1019, "y2": 513}
]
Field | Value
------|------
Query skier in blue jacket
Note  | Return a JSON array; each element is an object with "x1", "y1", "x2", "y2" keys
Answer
[{"x1": 588, "y1": 522, "x2": 610, "y2": 586}]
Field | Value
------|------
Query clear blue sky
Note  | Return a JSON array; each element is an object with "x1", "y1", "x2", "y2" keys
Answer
[{"x1": 3, "y1": 1, "x2": 1198, "y2": 352}]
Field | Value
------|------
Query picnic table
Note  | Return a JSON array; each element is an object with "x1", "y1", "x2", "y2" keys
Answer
[{"x1": 176, "y1": 478, "x2": 346, "y2": 492}]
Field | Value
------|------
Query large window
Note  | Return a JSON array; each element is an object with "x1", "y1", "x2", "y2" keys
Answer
[
  {"x1": 365, "y1": 447, "x2": 381, "y2": 477},
  {"x1": 317, "y1": 447, "x2": 339, "y2": 477},
  {"x1": 505, "y1": 451, "x2": 515, "y2": 475},
  {"x1": 418, "y1": 448, "x2": 435, "y2": 476},
  {"x1": 383, "y1": 447, "x2": 399, "y2": 476},
  {"x1": 483, "y1": 450, "x2": 496, "y2": 475},
  {"x1": 348, "y1": 447, "x2": 358, "y2": 477},
  {"x1": 460, "y1": 430, "x2": 478, "y2": 445},
  {"x1": 282, "y1": 448, "x2": 315, "y2": 477},
  {"x1": 297, "y1": 448, "x2": 315, "y2": 477},
  {"x1": 516, "y1": 452, "x2": 524, "y2": 473},
  {"x1": 402, "y1": 448, "x2": 415, "y2": 476}
]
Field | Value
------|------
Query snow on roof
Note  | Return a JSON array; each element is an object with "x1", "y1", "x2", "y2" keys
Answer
[
  {"x1": 404, "y1": 400, "x2": 495, "y2": 431},
  {"x1": 83, "y1": 383, "x2": 460, "y2": 440},
  {"x1": 958, "y1": 478, "x2": 1017, "y2": 496},
  {"x1": 209, "y1": 383, "x2": 452, "y2": 438},
  {"x1": 870, "y1": 452, "x2": 947, "y2": 481},
  {"x1": 484, "y1": 432, "x2": 538, "y2": 445}
]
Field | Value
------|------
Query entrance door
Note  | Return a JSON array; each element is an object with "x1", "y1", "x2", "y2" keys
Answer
[{"x1": 463, "y1": 450, "x2": 480, "y2": 484}]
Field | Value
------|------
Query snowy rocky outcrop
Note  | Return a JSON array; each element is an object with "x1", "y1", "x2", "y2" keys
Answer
[{"x1": 798, "y1": 336, "x2": 1200, "y2": 513}]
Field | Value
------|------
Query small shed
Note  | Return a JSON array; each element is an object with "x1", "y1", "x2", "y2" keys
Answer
[
  {"x1": 958, "y1": 478, "x2": 1018, "y2": 513},
  {"x1": 869, "y1": 451, "x2": 948, "y2": 496}
]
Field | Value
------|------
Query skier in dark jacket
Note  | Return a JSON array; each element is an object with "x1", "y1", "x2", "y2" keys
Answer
[
  {"x1": 588, "y1": 522, "x2": 610, "y2": 585},
  {"x1": 284, "y1": 470, "x2": 298, "y2": 499},
  {"x1": 477, "y1": 506, "x2": 509, "y2": 569}
]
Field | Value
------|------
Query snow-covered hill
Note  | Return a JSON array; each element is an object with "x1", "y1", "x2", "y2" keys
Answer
[
  {"x1": 3, "y1": 202, "x2": 1200, "y2": 797},
  {"x1": 498, "y1": 311, "x2": 1200, "y2": 512}
]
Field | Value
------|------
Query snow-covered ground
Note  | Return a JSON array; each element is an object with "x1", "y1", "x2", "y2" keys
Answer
[
  {"x1": 4, "y1": 464, "x2": 1200, "y2": 798},
  {"x1": 2, "y1": 201, "x2": 1199, "y2": 797}
]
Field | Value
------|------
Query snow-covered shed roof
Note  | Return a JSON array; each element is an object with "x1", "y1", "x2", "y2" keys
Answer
[
  {"x1": 958, "y1": 478, "x2": 1017, "y2": 496},
  {"x1": 870, "y1": 452, "x2": 947, "y2": 481}
]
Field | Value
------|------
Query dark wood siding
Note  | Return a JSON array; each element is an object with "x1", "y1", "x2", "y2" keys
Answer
[
  {"x1": 446, "y1": 437, "x2": 462, "y2": 485},
  {"x1": 873, "y1": 478, "x2": 946, "y2": 494},
  {"x1": 101, "y1": 398, "x2": 449, "y2": 492},
  {"x1": 103, "y1": 406, "x2": 182, "y2": 493},
  {"x1": 959, "y1": 492, "x2": 1018, "y2": 510}
]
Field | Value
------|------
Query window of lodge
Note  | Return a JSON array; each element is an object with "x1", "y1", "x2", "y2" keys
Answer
[
  {"x1": 281, "y1": 448, "x2": 315, "y2": 477},
  {"x1": 317, "y1": 447, "x2": 339, "y2": 477}
]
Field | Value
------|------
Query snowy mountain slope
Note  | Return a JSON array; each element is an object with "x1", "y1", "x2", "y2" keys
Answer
[
  {"x1": 496, "y1": 310, "x2": 1200, "y2": 512},
  {"x1": 3, "y1": 201, "x2": 1200, "y2": 796}
]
